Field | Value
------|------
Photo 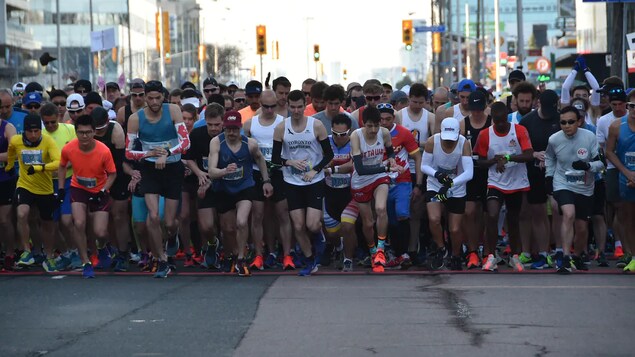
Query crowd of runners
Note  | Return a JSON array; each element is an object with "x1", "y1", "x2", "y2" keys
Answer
[{"x1": 1, "y1": 56, "x2": 635, "y2": 278}]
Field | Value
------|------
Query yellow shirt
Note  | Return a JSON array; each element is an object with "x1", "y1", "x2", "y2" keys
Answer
[
  {"x1": 6, "y1": 134, "x2": 60, "y2": 195},
  {"x1": 45, "y1": 123, "x2": 76, "y2": 179}
]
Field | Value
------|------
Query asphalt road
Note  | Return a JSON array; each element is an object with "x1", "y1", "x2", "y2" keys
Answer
[{"x1": 1, "y1": 273, "x2": 634, "y2": 357}]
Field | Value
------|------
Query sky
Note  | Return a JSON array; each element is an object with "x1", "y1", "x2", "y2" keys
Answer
[{"x1": 200, "y1": 0, "x2": 431, "y2": 86}]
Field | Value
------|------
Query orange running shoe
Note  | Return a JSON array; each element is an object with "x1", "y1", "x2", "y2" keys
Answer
[
  {"x1": 614, "y1": 246, "x2": 624, "y2": 259},
  {"x1": 372, "y1": 263, "x2": 385, "y2": 273},
  {"x1": 175, "y1": 249, "x2": 186, "y2": 260},
  {"x1": 466, "y1": 252, "x2": 480, "y2": 269},
  {"x1": 90, "y1": 253, "x2": 99, "y2": 267},
  {"x1": 373, "y1": 250, "x2": 386, "y2": 266},
  {"x1": 282, "y1": 255, "x2": 296, "y2": 270},
  {"x1": 250, "y1": 255, "x2": 264, "y2": 271}
]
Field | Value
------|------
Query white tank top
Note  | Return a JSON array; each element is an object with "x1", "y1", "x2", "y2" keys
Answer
[
  {"x1": 401, "y1": 107, "x2": 429, "y2": 174},
  {"x1": 453, "y1": 104, "x2": 467, "y2": 121},
  {"x1": 425, "y1": 134, "x2": 467, "y2": 197},
  {"x1": 282, "y1": 116, "x2": 324, "y2": 186},
  {"x1": 351, "y1": 128, "x2": 388, "y2": 190},
  {"x1": 250, "y1": 114, "x2": 283, "y2": 171},
  {"x1": 486, "y1": 124, "x2": 529, "y2": 192}
]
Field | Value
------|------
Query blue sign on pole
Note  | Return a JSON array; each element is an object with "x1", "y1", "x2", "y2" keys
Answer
[{"x1": 414, "y1": 25, "x2": 446, "y2": 33}]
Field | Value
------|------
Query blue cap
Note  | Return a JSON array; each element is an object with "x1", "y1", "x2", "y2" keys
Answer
[
  {"x1": 457, "y1": 79, "x2": 476, "y2": 93},
  {"x1": 23, "y1": 92, "x2": 42, "y2": 105}
]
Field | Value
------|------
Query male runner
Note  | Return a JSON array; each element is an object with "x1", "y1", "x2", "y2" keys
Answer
[{"x1": 0, "y1": 105, "x2": 17, "y2": 270}]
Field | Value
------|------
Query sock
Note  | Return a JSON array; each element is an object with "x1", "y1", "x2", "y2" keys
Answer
[
  {"x1": 377, "y1": 236, "x2": 386, "y2": 250},
  {"x1": 369, "y1": 244, "x2": 377, "y2": 255},
  {"x1": 615, "y1": 240, "x2": 622, "y2": 248}
]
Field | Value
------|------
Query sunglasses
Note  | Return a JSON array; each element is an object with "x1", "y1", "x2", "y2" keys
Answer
[
  {"x1": 234, "y1": 98, "x2": 246, "y2": 103},
  {"x1": 43, "y1": 121, "x2": 57, "y2": 125},
  {"x1": 68, "y1": 109, "x2": 82, "y2": 114},
  {"x1": 303, "y1": 91, "x2": 311, "y2": 97},
  {"x1": 130, "y1": 92, "x2": 145, "y2": 97},
  {"x1": 560, "y1": 120, "x2": 577, "y2": 126},
  {"x1": 26, "y1": 104, "x2": 41, "y2": 109},
  {"x1": 377, "y1": 103, "x2": 394, "y2": 110},
  {"x1": 13, "y1": 91, "x2": 24, "y2": 97},
  {"x1": 204, "y1": 88, "x2": 219, "y2": 93},
  {"x1": 75, "y1": 89, "x2": 88, "y2": 94},
  {"x1": 332, "y1": 129, "x2": 349, "y2": 137},
  {"x1": 261, "y1": 104, "x2": 276, "y2": 109},
  {"x1": 53, "y1": 101, "x2": 66, "y2": 107},
  {"x1": 627, "y1": 102, "x2": 635, "y2": 109},
  {"x1": 365, "y1": 95, "x2": 381, "y2": 101}
]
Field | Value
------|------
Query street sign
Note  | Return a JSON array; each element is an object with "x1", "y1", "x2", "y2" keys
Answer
[
  {"x1": 626, "y1": 32, "x2": 635, "y2": 51},
  {"x1": 627, "y1": 50, "x2": 635, "y2": 74},
  {"x1": 535, "y1": 57, "x2": 551, "y2": 74},
  {"x1": 414, "y1": 25, "x2": 446, "y2": 33}
]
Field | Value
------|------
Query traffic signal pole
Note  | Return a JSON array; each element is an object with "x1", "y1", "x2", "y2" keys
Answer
[{"x1": 260, "y1": 54, "x2": 263, "y2": 84}]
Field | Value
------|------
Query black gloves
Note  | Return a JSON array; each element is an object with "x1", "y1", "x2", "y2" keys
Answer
[
  {"x1": 571, "y1": 160, "x2": 590, "y2": 171},
  {"x1": 545, "y1": 176, "x2": 554, "y2": 195},
  {"x1": 435, "y1": 186, "x2": 450, "y2": 202},
  {"x1": 434, "y1": 171, "x2": 453, "y2": 186}
]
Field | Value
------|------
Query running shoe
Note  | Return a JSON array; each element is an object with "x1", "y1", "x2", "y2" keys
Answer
[
  {"x1": 250, "y1": 255, "x2": 264, "y2": 271},
  {"x1": 623, "y1": 258, "x2": 635, "y2": 272},
  {"x1": 282, "y1": 255, "x2": 295, "y2": 270},
  {"x1": 518, "y1": 253, "x2": 533, "y2": 267},
  {"x1": 33, "y1": 254, "x2": 45, "y2": 265},
  {"x1": 616, "y1": 253, "x2": 632, "y2": 269},
  {"x1": 414, "y1": 248, "x2": 427, "y2": 267},
  {"x1": 183, "y1": 255, "x2": 195, "y2": 268},
  {"x1": 203, "y1": 243, "x2": 220, "y2": 269},
  {"x1": 83, "y1": 263, "x2": 95, "y2": 278},
  {"x1": 557, "y1": 256, "x2": 572, "y2": 274},
  {"x1": 113, "y1": 254, "x2": 129, "y2": 272},
  {"x1": 357, "y1": 255, "x2": 372, "y2": 268},
  {"x1": 175, "y1": 249, "x2": 186, "y2": 260},
  {"x1": 502, "y1": 245, "x2": 511, "y2": 257},
  {"x1": 90, "y1": 253, "x2": 99, "y2": 267},
  {"x1": 373, "y1": 250, "x2": 386, "y2": 267},
  {"x1": 264, "y1": 253, "x2": 278, "y2": 269},
  {"x1": 153, "y1": 260, "x2": 171, "y2": 278},
  {"x1": 167, "y1": 256, "x2": 177, "y2": 271},
  {"x1": 192, "y1": 252, "x2": 204, "y2": 265},
  {"x1": 385, "y1": 255, "x2": 404, "y2": 269},
  {"x1": 129, "y1": 252, "x2": 141, "y2": 263},
  {"x1": 17, "y1": 251, "x2": 34, "y2": 266},
  {"x1": 554, "y1": 251, "x2": 564, "y2": 270},
  {"x1": 165, "y1": 234, "x2": 180, "y2": 258},
  {"x1": 42, "y1": 258, "x2": 59, "y2": 273},
  {"x1": 371, "y1": 263, "x2": 384, "y2": 273},
  {"x1": 570, "y1": 256, "x2": 588, "y2": 271},
  {"x1": 138, "y1": 253, "x2": 150, "y2": 268},
  {"x1": 298, "y1": 257, "x2": 318, "y2": 276},
  {"x1": 95, "y1": 248, "x2": 112, "y2": 269},
  {"x1": 580, "y1": 252, "x2": 592, "y2": 266},
  {"x1": 546, "y1": 254, "x2": 555, "y2": 268},
  {"x1": 292, "y1": 251, "x2": 304, "y2": 268},
  {"x1": 400, "y1": 253, "x2": 412, "y2": 270},
  {"x1": 482, "y1": 254, "x2": 497, "y2": 272},
  {"x1": 56, "y1": 255, "x2": 71, "y2": 271},
  {"x1": 69, "y1": 251, "x2": 83, "y2": 270},
  {"x1": 530, "y1": 255, "x2": 548, "y2": 270},
  {"x1": 509, "y1": 254, "x2": 524, "y2": 272},
  {"x1": 222, "y1": 256, "x2": 235, "y2": 273},
  {"x1": 342, "y1": 258, "x2": 353, "y2": 272},
  {"x1": 429, "y1": 247, "x2": 446, "y2": 270},
  {"x1": 450, "y1": 255, "x2": 462, "y2": 271},
  {"x1": 466, "y1": 251, "x2": 480, "y2": 270},
  {"x1": 3, "y1": 255, "x2": 15, "y2": 271},
  {"x1": 236, "y1": 260, "x2": 251, "y2": 277},
  {"x1": 614, "y1": 246, "x2": 624, "y2": 259},
  {"x1": 597, "y1": 252, "x2": 609, "y2": 267}
]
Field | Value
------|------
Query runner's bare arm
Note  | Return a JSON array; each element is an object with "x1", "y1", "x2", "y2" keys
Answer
[
  {"x1": 207, "y1": 137, "x2": 225, "y2": 179},
  {"x1": 0, "y1": 122, "x2": 16, "y2": 163},
  {"x1": 249, "y1": 137, "x2": 270, "y2": 181}
]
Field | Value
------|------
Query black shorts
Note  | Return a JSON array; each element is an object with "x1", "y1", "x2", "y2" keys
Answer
[
  {"x1": 253, "y1": 170, "x2": 286, "y2": 202},
  {"x1": 285, "y1": 180, "x2": 325, "y2": 212},
  {"x1": 592, "y1": 180, "x2": 605, "y2": 216},
  {"x1": 14, "y1": 187, "x2": 56, "y2": 221},
  {"x1": 139, "y1": 160, "x2": 184, "y2": 200},
  {"x1": 553, "y1": 190, "x2": 593, "y2": 221},
  {"x1": 425, "y1": 190, "x2": 466, "y2": 214},
  {"x1": 325, "y1": 186, "x2": 352, "y2": 222},
  {"x1": 183, "y1": 174, "x2": 198, "y2": 195},
  {"x1": 605, "y1": 169, "x2": 621, "y2": 203},
  {"x1": 70, "y1": 186, "x2": 112, "y2": 213},
  {"x1": 466, "y1": 168, "x2": 488, "y2": 203},
  {"x1": 214, "y1": 186, "x2": 257, "y2": 214},
  {"x1": 109, "y1": 174, "x2": 131, "y2": 201},
  {"x1": 197, "y1": 185, "x2": 216, "y2": 210},
  {"x1": 0, "y1": 178, "x2": 16, "y2": 205},
  {"x1": 526, "y1": 166, "x2": 548, "y2": 204},
  {"x1": 486, "y1": 188, "x2": 524, "y2": 212}
]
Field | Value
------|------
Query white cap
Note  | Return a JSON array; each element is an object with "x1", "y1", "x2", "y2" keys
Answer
[
  {"x1": 400, "y1": 85, "x2": 411, "y2": 95},
  {"x1": 102, "y1": 100, "x2": 113, "y2": 111},
  {"x1": 66, "y1": 93, "x2": 85, "y2": 111},
  {"x1": 12, "y1": 82, "x2": 26, "y2": 93},
  {"x1": 440, "y1": 118, "x2": 460, "y2": 141},
  {"x1": 226, "y1": 80, "x2": 239, "y2": 88},
  {"x1": 181, "y1": 97, "x2": 199, "y2": 108}
]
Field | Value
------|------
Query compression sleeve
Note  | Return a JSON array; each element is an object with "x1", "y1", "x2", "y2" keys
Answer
[
  {"x1": 125, "y1": 132, "x2": 147, "y2": 161},
  {"x1": 312, "y1": 138, "x2": 334, "y2": 172},
  {"x1": 271, "y1": 140, "x2": 283, "y2": 166},
  {"x1": 452, "y1": 156, "x2": 474, "y2": 186},
  {"x1": 560, "y1": 70, "x2": 576, "y2": 104},
  {"x1": 113, "y1": 148, "x2": 125, "y2": 172},
  {"x1": 420, "y1": 151, "x2": 437, "y2": 177},
  {"x1": 585, "y1": 71, "x2": 601, "y2": 106},
  {"x1": 352, "y1": 154, "x2": 387, "y2": 175},
  {"x1": 168, "y1": 122, "x2": 191, "y2": 155},
  {"x1": 385, "y1": 145, "x2": 395, "y2": 159}
]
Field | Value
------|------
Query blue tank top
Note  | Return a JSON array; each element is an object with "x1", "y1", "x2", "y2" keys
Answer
[
  {"x1": 214, "y1": 133, "x2": 254, "y2": 194},
  {"x1": 0, "y1": 120, "x2": 15, "y2": 181},
  {"x1": 138, "y1": 104, "x2": 180, "y2": 163},
  {"x1": 617, "y1": 117, "x2": 635, "y2": 187}
]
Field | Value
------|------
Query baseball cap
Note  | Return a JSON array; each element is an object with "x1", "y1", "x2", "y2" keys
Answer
[
  {"x1": 390, "y1": 90, "x2": 408, "y2": 103},
  {"x1": 12, "y1": 82, "x2": 26, "y2": 94},
  {"x1": 223, "y1": 110, "x2": 243, "y2": 128},
  {"x1": 346, "y1": 82, "x2": 362, "y2": 92},
  {"x1": 91, "y1": 107, "x2": 110, "y2": 129},
  {"x1": 226, "y1": 80, "x2": 239, "y2": 88},
  {"x1": 25, "y1": 82, "x2": 44, "y2": 94},
  {"x1": 467, "y1": 91, "x2": 487, "y2": 111},
  {"x1": 508, "y1": 70, "x2": 526, "y2": 83},
  {"x1": 74, "y1": 79, "x2": 92, "y2": 93},
  {"x1": 457, "y1": 79, "x2": 476, "y2": 93},
  {"x1": 66, "y1": 94, "x2": 85, "y2": 111},
  {"x1": 606, "y1": 86, "x2": 627, "y2": 103},
  {"x1": 84, "y1": 92, "x2": 103, "y2": 107},
  {"x1": 539, "y1": 90, "x2": 560, "y2": 118},
  {"x1": 203, "y1": 77, "x2": 219, "y2": 87},
  {"x1": 145, "y1": 80, "x2": 164, "y2": 94},
  {"x1": 448, "y1": 82, "x2": 459, "y2": 101},
  {"x1": 24, "y1": 114, "x2": 42, "y2": 131},
  {"x1": 440, "y1": 118, "x2": 460, "y2": 141},
  {"x1": 23, "y1": 92, "x2": 43, "y2": 105},
  {"x1": 181, "y1": 97, "x2": 199, "y2": 108},
  {"x1": 130, "y1": 78, "x2": 145, "y2": 89},
  {"x1": 106, "y1": 82, "x2": 120, "y2": 91},
  {"x1": 245, "y1": 80, "x2": 262, "y2": 95},
  {"x1": 181, "y1": 81, "x2": 197, "y2": 90}
]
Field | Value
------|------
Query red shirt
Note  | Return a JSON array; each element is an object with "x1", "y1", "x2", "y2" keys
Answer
[
  {"x1": 61, "y1": 139, "x2": 116, "y2": 193},
  {"x1": 473, "y1": 124, "x2": 532, "y2": 158},
  {"x1": 386, "y1": 124, "x2": 419, "y2": 183}
]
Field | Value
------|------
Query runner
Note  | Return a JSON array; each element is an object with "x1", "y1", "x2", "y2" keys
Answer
[
  {"x1": 508, "y1": 81, "x2": 537, "y2": 124},
  {"x1": 271, "y1": 89, "x2": 334, "y2": 276},
  {"x1": 116, "y1": 78, "x2": 145, "y2": 134},
  {"x1": 436, "y1": 79, "x2": 475, "y2": 132},
  {"x1": 208, "y1": 111, "x2": 273, "y2": 276},
  {"x1": 58, "y1": 114, "x2": 117, "y2": 278},
  {"x1": 1, "y1": 88, "x2": 27, "y2": 134},
  {"x1": 238, "y1": 80, "x2": 262, "y2": 122},
  {"x1": 0, "y1": 105, "x2": 17, "y2": 270}
]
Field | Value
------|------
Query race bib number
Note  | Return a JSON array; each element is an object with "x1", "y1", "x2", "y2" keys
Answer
[
  {"x1": 259, "y1": 145, "x2": 273, "y2": 161},
  {"x1": 330, "y1": 174, "x2": 351, "y2": 188},
  {"x1": 361, "y1": 156, "x2": 382, "y2": 169},
  {"x1": 625, "y1": 152, "x2": 635, "y2": 171},
  {"x1": 21, "y1": 149, "x2": 43, "y2": 165},
  {"x1": 565, "y1": 170, "x2": 586, "y2": 185},
  {"x1": 223, "y1": 165, "x2": 244, "y2": 181},
  {"x1": 77, "y1": 176, "x2": 97, "y2": 188}
]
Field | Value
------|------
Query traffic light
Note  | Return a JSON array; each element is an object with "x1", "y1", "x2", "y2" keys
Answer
[
  {"x1": 401, "y1": 67, "x2": 407, "y2": 76},
  {"x1": 343, "y1": 69, "x2": 347, "y2": 81},
  {"x1": 155, "y1": 11, "x2": 170, "y2": 53},
  {"x1": 313, "y1": 44, "x2": 320, "y2": 62},
  {"x1": 432, "y1": 32, "x2": 441, "y2": 53},
  {"x1": 402, "y1": 20, "x2": 413, "y2": 49},
  {"x1": 256, "y1": 25, "x2": 267, "y2": 55},
  {"x1": 165, "y1": 52, "x2": 171, "y2": 64}
]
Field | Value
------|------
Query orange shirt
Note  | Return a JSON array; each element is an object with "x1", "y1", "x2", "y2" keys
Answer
[
  {"x1": 304, "y1": 104, "x2": 317, "y2": 117},
  {"x1": 238, "y1": 106, "x2": 258, "y2": 123},
  {"x1": 60, "y1": 138, "x2": 116, "y2": 193}
]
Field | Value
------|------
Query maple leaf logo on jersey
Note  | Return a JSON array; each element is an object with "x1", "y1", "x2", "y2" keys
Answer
[
  {"x1": 577, "y1": 148, "x2": 588, "y2": 159},
  {"x1": 508, "y1": 139, "x2": 517, "y2": 147}
]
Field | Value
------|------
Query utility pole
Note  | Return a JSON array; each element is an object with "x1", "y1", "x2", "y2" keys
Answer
[
  {"x1": 494, "y1": 0, "x2": 501, "y2": 92},
  {"x1": 456, "y1": 0, "x2": 462, "y2": 80},
  {"x1": 516, "y1": 0, "x2": 524, "y2": 70},
  {"x1": 609, "y1": 2, "x2": 624, "y2": 77},
  {"x1": 475, "y1": 0, "x2": 481, "y2": 82},
  {"x1": 56, "y1": 0, "x2": 62, "y2": 88},
  {"x1": 126, "y1": 0, "x2": 133, "y2": 84}
]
